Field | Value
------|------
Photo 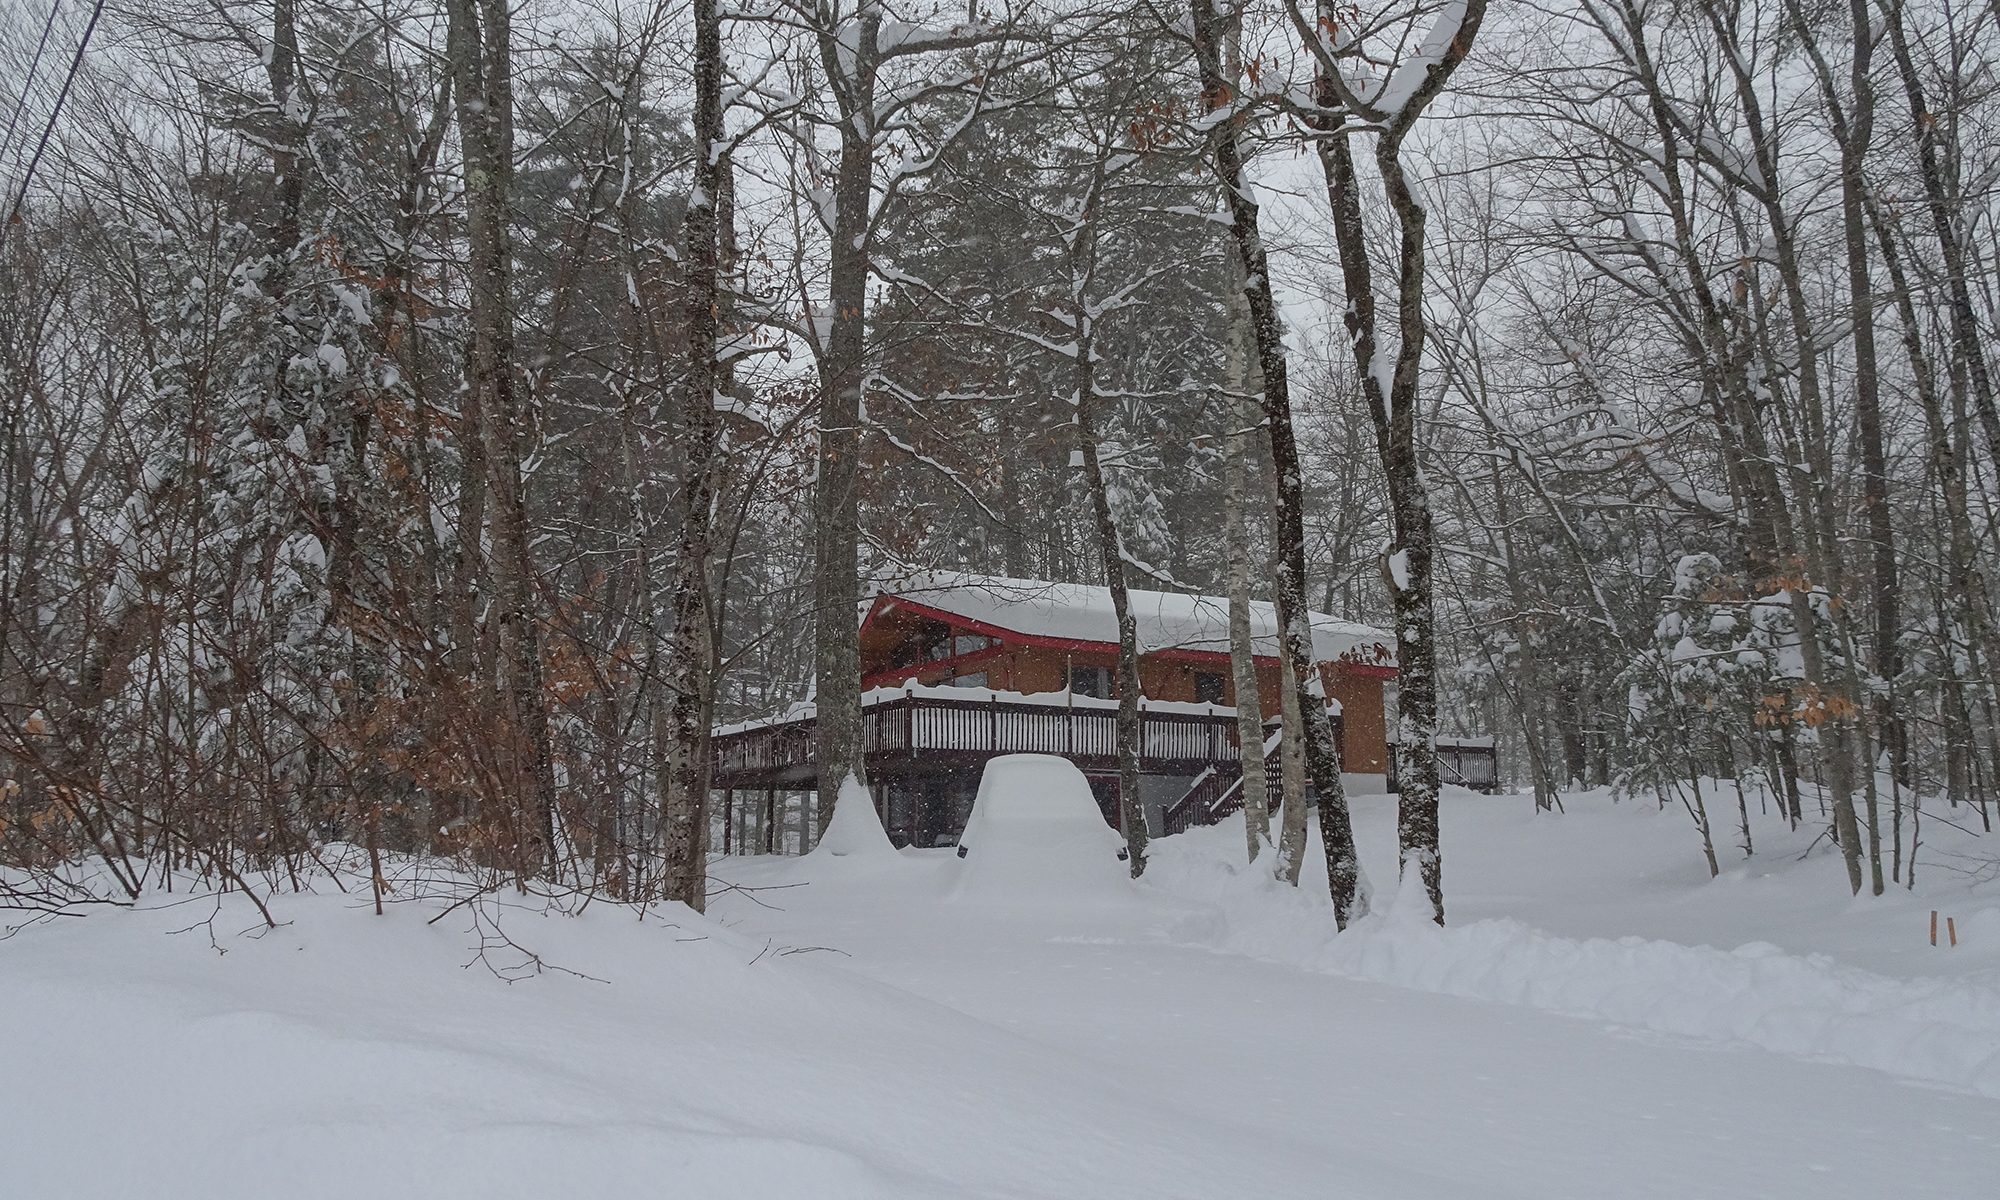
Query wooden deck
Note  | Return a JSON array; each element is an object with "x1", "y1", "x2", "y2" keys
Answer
[
  {"x1": 713, "y1": 687, "x2": 1497, "y2": 847},
  {"x1": 712, "y1": 691, "x2": 1255, "y2": 788}
]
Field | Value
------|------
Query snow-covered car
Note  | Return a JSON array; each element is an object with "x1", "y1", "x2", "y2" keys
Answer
[{"x1": 948, "y1": 754, "x2": 1131, "y2": 902}]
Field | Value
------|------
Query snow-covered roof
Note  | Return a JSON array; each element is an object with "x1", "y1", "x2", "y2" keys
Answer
[{"x1": 872, "y1": 571, "x2": 1393, "y2": 667}]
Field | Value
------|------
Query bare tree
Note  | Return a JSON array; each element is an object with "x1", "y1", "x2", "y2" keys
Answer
[
  {"x1": 660, "y1": 0, "x2": 733, "y2": 911},
  {"x1": 1288, "y1": 0, "x2": 1488, "y2": 922},
  {"x1": 755, "y1": 0, "x2": 1040, "y2": 835},
  {"x1": 447, "y1": 0, "x2": 560, "y2": 878},
  {"x1": 1188, "y1": 0, "x2": 1368, "y2": 926}
]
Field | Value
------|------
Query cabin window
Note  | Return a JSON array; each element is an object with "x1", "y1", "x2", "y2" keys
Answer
[
  {"x1": 1193, "y1": 671, "x2": 1226, "y2": 704},
  {"x1": 951, "y1": 671, "x2": 987, "y2": 689},
  {"x1": 1069, "y1": 664, "x2": 1113, "y2": 698},
  {"x1": 888, "y1": 617, "x2": 954, "y2": 670}
]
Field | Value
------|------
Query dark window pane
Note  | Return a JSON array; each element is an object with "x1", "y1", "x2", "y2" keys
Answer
[{"x1": 1069, "y1": 665, "x2": 1110, "y2": 698}]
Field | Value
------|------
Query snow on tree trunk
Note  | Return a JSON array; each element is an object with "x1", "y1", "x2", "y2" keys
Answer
[
  {"x1": 811, "y1": 773, "x2": 898, "y2": 860},
  {"x1": 1190, "y1": 0, "x2": 1366, "y2": 926},
  {"x1": 1273, "y1": 643, "x2": 1308, "y2": 886},
  {"x1": 1300, "y1": 0, "x2": 1494, "y2": 923}
]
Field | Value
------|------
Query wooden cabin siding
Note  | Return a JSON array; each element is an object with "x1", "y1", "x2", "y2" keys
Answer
[
  {"x1": 1323, "y1": 668, "x2": 1387, "y2": 773},
  {"x1": 1001, "y1": 647, "x2": 1065, "y2": 693}
]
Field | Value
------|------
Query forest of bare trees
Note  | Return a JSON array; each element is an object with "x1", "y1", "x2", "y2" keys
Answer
[{"x1": 4, "y1": 0, "x2": 1998, "y2": 926}]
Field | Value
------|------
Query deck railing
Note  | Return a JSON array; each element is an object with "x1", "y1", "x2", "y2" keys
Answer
[
  {"x1": 1162, "y1": 730, "x2": 1502, "y2": 834},
  {"x1": 714, "y1": 691, "x2": 1246, "y2": 784},
  {"x1": 1386, "y1": 740, "x2": 1500, "y2": 791},
  {"x1": 714, "y1": 689, "x2": 1502, "y2": 832}
]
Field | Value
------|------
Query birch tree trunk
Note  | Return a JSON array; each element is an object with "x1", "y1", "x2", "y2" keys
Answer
[
  {"x1": 1223, "y1": 317, "x2": 1270, "y2": 862},
  {"x1": 1216, "y1": 0, "x2": 1267, "y2": 866}
]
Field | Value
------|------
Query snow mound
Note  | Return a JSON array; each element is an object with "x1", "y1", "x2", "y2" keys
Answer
[
  {"x1": 1149, "y1": 822, "x2": 2000, "y2": 1100},
  {"x1": 1320, "y1": 915, "x2": 2000, "y2": 1099},
  {"x1": 948, "y1": 754, "x2": 1132, "y2": 905},
  {"x1": 810, "y1": 774, "x2": 899, "y2": 862}
]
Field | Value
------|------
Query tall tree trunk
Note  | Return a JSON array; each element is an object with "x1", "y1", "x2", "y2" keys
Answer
[
  {"x1": 448, "y1": 0, "x2": 559, "y2": 879},
  {"x1": 1222, "y1": 268, "x2": 1269, "y2": 860},
  {"x1": 1214, "y1": 0, "x2": 1267, "y2": 866},
  {"x1": 1190, "y1": 0, "x2": 1365, "y2": 926},
  {"x1": 1327, "y1": 125, "x2": 1443, "y2": 922},
  {"x1": 1788, "y1": 0, "x2": 1893, "y2": 895},
  {"x1": 810, "y1": 17, "x2": 879, "y2": 834},
  {"x1": 661, "y1": 0, "x2": 728, "y2": 912},
  {"x1": 1069, "y1": 166, "x2": 1148, "y2": 874},
  {"x1": 1837, "y1": 5, "x2": 1893, "y2": 896},
  {"x1": 1303, "y1": 0, "x2": 1485, "y2": 923}
]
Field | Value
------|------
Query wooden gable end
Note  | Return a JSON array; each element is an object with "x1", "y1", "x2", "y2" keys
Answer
[{"x1": 859, "y1": 598, "x2": 1012, "y2": 688}]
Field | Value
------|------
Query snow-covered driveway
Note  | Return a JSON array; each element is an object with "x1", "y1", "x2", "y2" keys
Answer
[
  {"x1": 6, "y1": 789, "x2": 1997, "y2": 1198},
  {"x1": 709, "y1": 840, "x2": 1997, "y2": 1200}
]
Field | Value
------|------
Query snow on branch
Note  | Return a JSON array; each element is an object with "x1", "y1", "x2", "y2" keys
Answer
[{"x1": 1282, "y1": 0, "x2": 1486, "y2": 130}]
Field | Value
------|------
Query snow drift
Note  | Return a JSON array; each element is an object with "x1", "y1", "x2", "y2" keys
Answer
[
  {"x1": 1318, "y1": 913, "x2": 2000, "y2": 1100},
  {"x1": 809, "y1": 774, "x2": 900, "y2": 862},
  {"x1": 1150, "y1": 823, "x2": 2000, "y2": 1100}
]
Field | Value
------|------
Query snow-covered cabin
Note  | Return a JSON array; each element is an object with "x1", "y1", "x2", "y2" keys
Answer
[
  {"x1": 712, "y1": 573, "x2": 1424, "y2": 848},
  {"x1": 857, "y1": 571, "x2": 1397, "y2": 749}
]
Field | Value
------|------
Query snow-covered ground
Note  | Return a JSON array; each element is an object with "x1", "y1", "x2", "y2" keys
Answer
[{"x1": 5, "y1": 784, "x2": 1997, "y2": 1198}]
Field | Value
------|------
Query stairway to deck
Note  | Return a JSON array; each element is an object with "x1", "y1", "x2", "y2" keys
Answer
[
  {"x1": 1161, "y1": 730, "x2": 1284, "y2": 835},
  {"x1": 1161, "y1": 733, "x2": 1505, "y2": 833}
]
